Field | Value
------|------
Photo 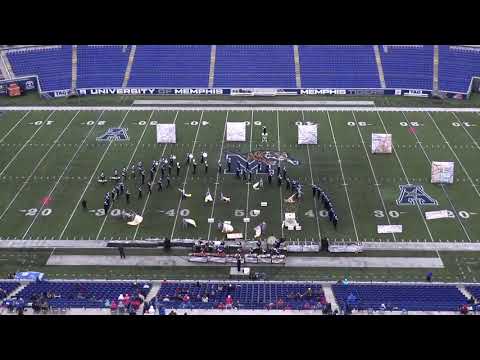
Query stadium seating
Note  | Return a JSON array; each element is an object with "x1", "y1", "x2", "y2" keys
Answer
[
  {"x1": 154, "y1": 282, "x2": 325, "y2": 310},
  {"x1": 332, "y1": 283, "x2": 468, "y2": 311},
  {"x1": 15, "y1": 281, "x2": 151, "y2": 309},
  {"x1": 299, "y1": 45, "x2": 380, "y2": 88},
  {"x1": 214, "y1": 45, "x2": 296, "y2": 88},
  {"x1": 439, "y1": 46, "x2": 480, "y2": 93},
  {"x1": 129, "y1": 45, "x2": 211, "y2": 87},
  {"x1": 0, "y1": 282, "x2": 21, "y2": 297},
  {"x1": 6, "y1": 46, "x2": 72, "y2": 91},
  {"x1": 77, "y1": 45, "x2": 130, "y2": 88},
  {"x1": 5, "y1": 45, "x2": 480, "y2": 94},
  {"x1": 381, "y1": 45, "x2": 433, "y2": 90}
]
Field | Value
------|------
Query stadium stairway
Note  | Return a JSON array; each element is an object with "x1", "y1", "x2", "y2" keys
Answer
[
  {"x1": 208, "y1": 45, "x2": 216, "y2": 88},
  {"x1": 7, "y1": 282, "x2": 28, "y2": 300},
  {"x1": 433, "y1": 45, "x2": 439, "y2": 91},
  {"x1": 457, "y1": 285, "x2": 474, "y2": 301},
  {"x1": 122, "y1": 45, "x2": 137, "y2": 88},
  {"x1": 71, "y1": 45, "x2": 78, "y2": 90},
  {"x1": 321, "y1": 284, "x2": 339, "y2": 311},
  {"x1": 137, "y1": 282, "x2": 161, "y2": 314},
  {"x1": 373, "y1": 45, "x2": 386, "y2": 88},
  {"x1": 0, "y1": 51, "x2": 14, "y2": 79},
  {"x1": 293, "y1": 45, "x2": 302, "y2": 88}
]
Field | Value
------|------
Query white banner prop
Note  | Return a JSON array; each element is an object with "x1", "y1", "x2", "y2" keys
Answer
[
  {"x1": 226, "y1": 122, "x2": 246, "y2": 141},
  {"x1": 156, "y1": 124, "x2": 176, "y2": 143},
  {"x1": 371, "y1": 133, "x2": 392, "y2": 154},
  {"x1": 431, "y1": 161, "x2": 454, "y2": 184},
  {"x1": 425, "y1": 210, "x2": 455, "y2": 220},
  {"x1": 377, "y1": 225, "x2": 403, "y2": 233},
  {"x1": 298, "y1": 124, "x2": 318, "y2": 145}
]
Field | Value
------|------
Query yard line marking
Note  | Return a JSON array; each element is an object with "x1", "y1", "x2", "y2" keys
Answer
[
  {"x1": 427, "y1": 112, "x2": 480, "y2": 201},
  {"x1": 0, "y1": 111, "x2": 55, "y2": 179},
  {"x1": 375, "y1": 110, "x2": 435, "y2": 243},
  {"x1": 244, "y1": 110, "x2": 254, "y2": 241},
  {"x1": 168, "y1": 111, "x2": 203, "y2": 241},
  {"x1": 326, "y1": 111, "x2": 359, "y2": 243},
  {"x1": 0, "y1": 111, "x2": 31, "y2": 143},
  {"x1": 0, "y1": 111, "x2": 76, "y2": 225},
  {"x1": 401, "y1": 111, "x2": 471, "y2": 242},
  {"x1": 58, "y1": 109, "x2": 132, "y2": 240},
  {"x1": 22, "y1": 110, "x2": 106, "y2": 240},
  {"x1": 351, "y1": 111, "x2": 396, "y2": 242},
  {"x1": 207, "y1": 111, "x2": 229, "y2": 241},
  {"x1": 132, "y1": 111, "x2": 179, "y2": 240},
  {"x1": 302, "y1": 110, "x2": 322, "y2": 242},
  {"x1": 276, "y1": 110, "x2": 285, "y2": 239},
  {"x1": 95, "y1": 110, "x2": 155, "y2": 240},
  {"x1": 454, "y1": 112, "x2": 480, "y2": 152}
]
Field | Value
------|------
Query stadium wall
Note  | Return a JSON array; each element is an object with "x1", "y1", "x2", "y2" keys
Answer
[{"x1": 42, "y1": 87, "x2": 467, "y2": 100}]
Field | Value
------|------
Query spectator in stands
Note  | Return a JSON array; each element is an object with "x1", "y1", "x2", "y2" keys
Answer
[
  {"x1": 142, "y1": 284, "x2": 150, "y2": 297},
  {"x1": 202, "y1": 294, "x2": 209, "y2": 303},
  {"x1": 0, "y1": 288, "x2": 7, "y2": 299},
  {"x1": 225, "y1": 295, "x2": 233, "y2": 309},
  {"x1": 158, "y1": 305, "x2": 166, "y2": 315},
  {"x1": 460, "y1": 304, "x2": 469, "y2": 315},
  {"x1": 104, "y1": 298, "x2": 111, "y2": 308},
  {"x1": 305, "y1": 288, "x2": 313, "y2": 299},
  {"x1": 148, "y1": 305, "x2": 155, "y2": 315},
  {"x1": 118, "y1": 301, "x2": 125, "y2": 314},
  {"x1": 118, "y1": 293, "x2": 124, "y2": 302},
  {"x1": 217, "y1": 302, "x2": 225, "y2": 310},
  {"x1": 110, "y1": 300, "x2": 117, "y2": 312}
]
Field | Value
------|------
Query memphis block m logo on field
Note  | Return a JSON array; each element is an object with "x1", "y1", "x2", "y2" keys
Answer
[
  {"x1": 396, "y1": 185, "x2": 438, "y2": 206},
  {"x1": 96, "y1": 128, "x2": 129, "y2": 141},
  {"x1": 224, "y1": 150, "x2": 300, "y2": 174}
]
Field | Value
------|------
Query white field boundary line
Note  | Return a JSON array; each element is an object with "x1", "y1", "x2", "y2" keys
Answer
[
  {"x1": 427, "y1": 112, "x2": 480, "y2": 200},
  {"x1": 22, "y1": 110, "x2": 106, "y2": 240},
  {"x1": 0, "y1": 111, "x2": 75, "y2": 224},
  {"x1": 326, "y1": 111, "x2": 360, "y2": 243},
  {"x1": 95, "y1": 110, "x2": 155, "y2": 240},
  {"x1": 351, "y1": 111, "x2": 396, "y2": 242},
  {"x1": 132, "y1": 111, "x2": 180, "y2": 241},
  {"x1": 58, "y1": 109, "x2": 132, "y2": 240},
  {"x1": 244, "y1": 110, "x2": 254, "y2": 241},
  {"x1": 0, "y1": 111, "x2": 55, "y2": 178},
  {"x1": 206, "y1": 111, "x2": 229, "y2": 241},
  {"x1": 4, "y1": 106, "x2": 480, "y2": 112},
  {"x1": 375, "y1": 110, "x2": 435, "y2": 243},
  {"x1": 0, "y1": 110, "x2": 31, "y2": 143},
  {"x1": 168, "y1": 112, "x2": 204, "y2": 241},
  {"x1": 301, "y1": 110, "x2": 322, "y2": 242},
  {"x1": 402, "y1": 111, "x2": 472, "y2": 242}
]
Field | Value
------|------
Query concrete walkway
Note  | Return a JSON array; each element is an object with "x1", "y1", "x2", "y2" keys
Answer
[{"x1": 46, "y1": 255, "x2": 444, "y2": 268}]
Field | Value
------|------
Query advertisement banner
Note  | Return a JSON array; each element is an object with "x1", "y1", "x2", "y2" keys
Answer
[
  {"x1": 41, "y1": 86, "x2": 467, "y2": 100},
  {"x1": 0, "y1": 76, "x2": 39, "y2": 96}
]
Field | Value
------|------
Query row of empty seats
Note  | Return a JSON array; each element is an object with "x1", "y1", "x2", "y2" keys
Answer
[
  {"x1": 332, "y1": 284, "x2": 468, "y2": 311},
  {"x1": 5, "y1": 45, "x2": 480, "y2": 92}
]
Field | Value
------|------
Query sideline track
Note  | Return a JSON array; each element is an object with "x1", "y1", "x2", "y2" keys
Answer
[{"x1": 1, "y1": 106, "x2": 480, "y2": 112}]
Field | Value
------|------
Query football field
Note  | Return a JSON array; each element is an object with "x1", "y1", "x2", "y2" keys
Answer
[{"x1": 1, "y1": 107, "x2": 480, "y2": 246}]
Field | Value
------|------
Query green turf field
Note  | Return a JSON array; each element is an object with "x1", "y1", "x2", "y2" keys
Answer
[{"x1": 0, "y1": 107, "x2": 480, "y2": 245}]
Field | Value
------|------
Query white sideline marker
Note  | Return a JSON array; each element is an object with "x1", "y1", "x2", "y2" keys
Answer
[
  {"x1": 261, "y1": 202, "x2": 268, "y2": 207},
  {"x1": 208, "y1": 218, "x2": 214, "y2": 224},
  {"x1": 243, "y1": 218, "x2": 250, "y2": 223}
]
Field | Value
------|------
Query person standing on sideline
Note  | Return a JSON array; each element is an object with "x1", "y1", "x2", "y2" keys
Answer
[
  {"x1": 119, "y1": 246, "x2": 126, "y2": 259},
  {"x1": 426, "y1": 272, "x2": 433, "y2": 282}
]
